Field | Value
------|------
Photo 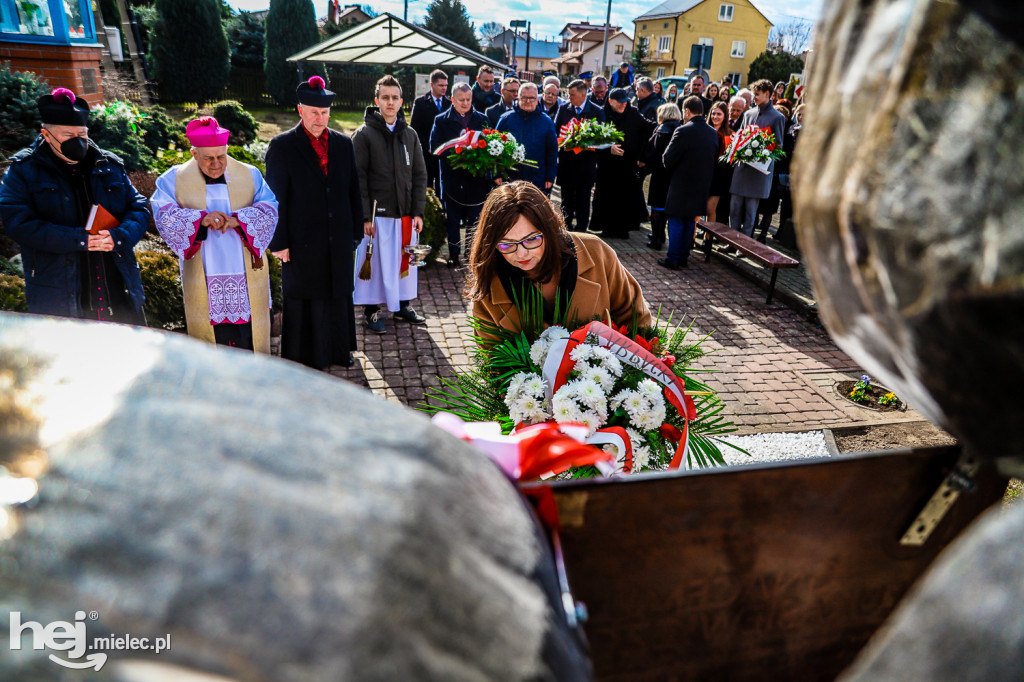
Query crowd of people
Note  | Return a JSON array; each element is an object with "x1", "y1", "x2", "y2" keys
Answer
[{"x1": 0, "y1": 65, "x2": 805, "y2": 372}]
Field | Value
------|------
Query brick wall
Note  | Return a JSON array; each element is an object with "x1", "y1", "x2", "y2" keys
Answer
[{"x1": 0, "y1": 43, "x2": 104, "y2": 104}]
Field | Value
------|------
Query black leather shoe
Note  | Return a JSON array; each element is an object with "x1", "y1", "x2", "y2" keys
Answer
[
  {"x1": 656, "y1": 258, "x2": 679, "y2": 271},
  {"x1": 646, "y1": 240, "x2": 663, "y2": 250},
  {"x1": 447, "y1": 254, "x2": 461, "y2": 268}
]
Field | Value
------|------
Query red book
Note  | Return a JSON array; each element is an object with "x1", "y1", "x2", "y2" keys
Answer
[{"x1": 85, "y1": 204, "x2": 119, "y2": 235}]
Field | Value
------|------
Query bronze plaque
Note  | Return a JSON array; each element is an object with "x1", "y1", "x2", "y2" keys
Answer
[{"x1": 537, "y1": 448, "x2": 1006, "y2": 681}]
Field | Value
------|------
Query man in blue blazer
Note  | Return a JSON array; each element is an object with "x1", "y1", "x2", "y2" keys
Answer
[
  {"x1": 659, "y1": 96, "x2": 719, "y2": 269},
  {"x1": 554, "y1": 79, "x2": 605, "y2": 232},
  {"x1": 429, "y1": 82, "x2": 492, "y2": 266}
]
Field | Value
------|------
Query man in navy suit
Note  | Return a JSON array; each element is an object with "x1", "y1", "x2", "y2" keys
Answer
[
  {"x1": 410, "y1": 69, "x2": 450, "y2": 193},
  {"x1": 554, "y1": 79, "x2": 605, "y2": 232},
  {"x1": 429, "y1": 82, "x2": 491, "y2": 266},
  {"x1": 659, "y1": 96, "x2": 719, "y2": 269}
]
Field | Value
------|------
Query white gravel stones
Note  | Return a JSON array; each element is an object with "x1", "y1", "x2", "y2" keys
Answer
[{"x1": 717, "y1": 430, "x2": 831, "y2": 467}]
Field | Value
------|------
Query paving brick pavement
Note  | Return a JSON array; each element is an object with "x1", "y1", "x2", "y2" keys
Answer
[{"x1": 304, "y1": 224, "x2": 924, "y2": 435}]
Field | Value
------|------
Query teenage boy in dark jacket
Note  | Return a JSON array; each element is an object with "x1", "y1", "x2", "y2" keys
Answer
[
  {"x1": 0, "y1": 87, "x2": 148, "y2": 323},
  {"x1": 351, "y1": 75, "x2": 428, "y2": 333}
]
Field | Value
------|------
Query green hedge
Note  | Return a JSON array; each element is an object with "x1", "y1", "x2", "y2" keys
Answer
[
  {"x1": 0, "y1": 273, "x2": 27, "y2": 312},
  {"x1": 136, "y1": 250, "x2": 185, "y2": 330}
]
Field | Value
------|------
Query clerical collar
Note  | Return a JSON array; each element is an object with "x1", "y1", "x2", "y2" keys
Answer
[{"x1": 202, "y1": 171, "x2": 226, "y2": 185}]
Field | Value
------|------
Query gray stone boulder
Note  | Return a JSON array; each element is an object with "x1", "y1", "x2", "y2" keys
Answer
[
  {"x1": 0, "y1": 314, "x2": 590, "y2": 681},
  {"x1": 793, "y1": 0, "x2": 1024, "y2": 460}
]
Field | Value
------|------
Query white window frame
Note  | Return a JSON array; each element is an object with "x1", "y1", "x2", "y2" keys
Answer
[
  {"x1": 640, "y1": 36, "x2": 650, "y2": 51},
  {"x1": 719, "y1": 3, "x2": 734, "y2": 21},
  {"x1": 731, "y1": 40, "x2": 746, "y2": 58},
  {"x1": 614, "y1": 43, "x2": 624, "y2": 54},
  {"x1": 698, "y1": 36, "x2": 713, "y2": 46},
  {"x1": 657, "y1": 35, "x2": 672, "y2": 53},
  {"x1": 655, "y1": 66, "x2": 665, "y2": 79},
  {"x1": 728, "y1": 72, "x2": 741, "y2": 86}
]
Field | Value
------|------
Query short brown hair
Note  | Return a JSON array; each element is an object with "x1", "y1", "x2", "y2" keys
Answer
[
  {"x1": 477, "y1": 65, "x2": 494, "y2": 77},
  {"x1": 501, "y1": 76, "x2": 521, "y2": 89},
  {"x1": 567, "y1": 79, "x2": 586, "y2": 94},
  {"x1": 682, "y1": 95, "x2": 704, "y2": 116},
  {"x1": 750, "y1": 78, "x2": 773, "y2": 94},
  {"x1": 466, "y1": 181, "x2": 573, "y2": 301},
  {"x1": 430, "y1": 69, "x2": 448, "y2": 83},
  {"x1": 375, "y1": 74, "x2": 402, "y2": 97}
]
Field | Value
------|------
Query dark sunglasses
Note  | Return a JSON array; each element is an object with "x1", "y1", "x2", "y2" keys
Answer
[{"x1": 496, "y1": 233, "x2": 544, "y2": 253}]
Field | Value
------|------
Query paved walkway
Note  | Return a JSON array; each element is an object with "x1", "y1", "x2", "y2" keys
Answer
[{"x1": 309, "y1": 223, "x2": 924, "y2": 435}]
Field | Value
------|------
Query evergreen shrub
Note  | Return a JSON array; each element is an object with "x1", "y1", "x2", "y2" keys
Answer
[
  {"x1": 137, "y1": 250, "x2": 185, "y2": 331},
  {"x1": 150, "y1": 0, "x2": 230, "y2": 102},
  {"x1": 0, "y1": 273, "x2": 27, "y2": 313},
  {"x1": 0, "y1": 63, "x2": 48, "y2": 156},
  {"x1": 212, "y1": 100, "x2": 259, "y2": 145}
]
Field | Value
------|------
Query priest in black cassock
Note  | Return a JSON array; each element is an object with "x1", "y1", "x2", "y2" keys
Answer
[{"x1": 266, "y1": 76, "x2": 363, "y2": 370}]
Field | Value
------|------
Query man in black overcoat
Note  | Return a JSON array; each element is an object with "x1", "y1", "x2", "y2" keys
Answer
[
  {"x1": 554, "y1": 79, "x2": 605, "y2": 232},
  {"x1": 266, "y1": 76, "x2": 363, "y2": 370},
  {"x1": 590, "y1": 88, "x2": 655, "y2": 239},
  {"x1": 659, "y1": 96, "x2": 719, "y2": 269},
  {"x1": 429, "y1": 82, "x2": 492, "y2": 266},
  {"x1": 410, "y1": 69, "x2": 450, "y2": 194}
]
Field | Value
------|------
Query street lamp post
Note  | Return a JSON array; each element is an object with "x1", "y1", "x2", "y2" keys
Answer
[{"x1": 600, "y1": 0, "x2": 612, "y2": 77}]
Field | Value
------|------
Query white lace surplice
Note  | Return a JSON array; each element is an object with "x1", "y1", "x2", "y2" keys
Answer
[{"x1": 152, "y1": 164, "x2": 278, "y2": 324}]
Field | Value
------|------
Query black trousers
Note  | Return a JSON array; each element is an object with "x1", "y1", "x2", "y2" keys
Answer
[
  {"x1": 558, "y1": 156, "x2": 597, "y2": 232},
  {"x1": 444, "y1": 200, "x2": 482, "y2": 257},
  {"x1": 425, "y1": 153, "x2": 441, "y2": 194},
  {"x1": 213, "y1": 321, "x2": 254, "y2": 351}
]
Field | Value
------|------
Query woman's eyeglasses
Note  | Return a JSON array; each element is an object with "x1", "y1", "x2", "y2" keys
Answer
[{"x1": 496, "y1": 233, "x2": 544, "y2": 253}]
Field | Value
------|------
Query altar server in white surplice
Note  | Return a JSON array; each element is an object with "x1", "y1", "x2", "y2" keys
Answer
[
  {"x1": 351, "y1": 74, "x2": 428, "y2": 334},
  {"x1": 152, "y1": 116, "x2": 278, "y2": 352}
]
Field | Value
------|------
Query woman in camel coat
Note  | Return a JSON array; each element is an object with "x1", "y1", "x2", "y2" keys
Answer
[{"x1": 466, "y1": 181, "x2": 651, "y2": 336}]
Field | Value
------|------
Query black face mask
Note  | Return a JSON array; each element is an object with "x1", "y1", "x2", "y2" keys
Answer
[
  {"x1": 59, "y1": 136, "x2": 90, "y2": 161},
  {"x1": 46, "y1": 132, "x2": 89, "y2": 162}
]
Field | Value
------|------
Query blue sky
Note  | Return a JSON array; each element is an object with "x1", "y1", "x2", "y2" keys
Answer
[{"x1": 227, "y1": 0, "x2": 822, "y2": 45}]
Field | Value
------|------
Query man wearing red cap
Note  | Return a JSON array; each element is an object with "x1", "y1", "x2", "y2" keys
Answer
[
  {"x1": 266, "y1": 76, "x2": 363, "y2": 370},
  {"x1": 0, "y1": 87, "x2": 149, "y2": 323},
  {"x1": 151, "y1": 117, "x2": 279, "y2": 352}
]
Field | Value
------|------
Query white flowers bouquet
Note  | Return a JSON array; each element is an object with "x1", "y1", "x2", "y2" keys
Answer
[
  {"x1": 721, "y1": 125, "x2": 784, "y2": 175},
  {"x1": 422, "y1": 290, "x2": 740, "y2": 479}
]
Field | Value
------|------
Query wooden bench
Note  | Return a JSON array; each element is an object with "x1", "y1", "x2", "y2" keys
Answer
[{"x1": 697, "y1": 220, "x2": 799, "y2": 304}]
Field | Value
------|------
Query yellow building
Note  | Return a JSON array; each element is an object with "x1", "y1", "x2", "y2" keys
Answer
[{"x1": 633, "y1": 0, "x2": 772, "y2": 87}]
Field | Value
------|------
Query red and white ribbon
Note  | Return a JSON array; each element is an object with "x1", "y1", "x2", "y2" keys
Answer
[
  {"x1": 432, "y1": 413, "x2": 618, "y2": 481},
  {"x1": 433, "y1": 128, "x2": 482, "y2": 155},
  {"x1": 541, "y1": 321, "x2": 696, "y2": 470}
]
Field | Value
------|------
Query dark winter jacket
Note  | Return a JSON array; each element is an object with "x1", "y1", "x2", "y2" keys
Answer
[
  {"x1": 634, "y1": 92, "x2": 666, "y2": 122},
  {"x1": 429, "y1": 106, "x2": 493, "y2": 206},
  {"x1": 351, "y1": 108, "x2": 427, "y2": 220},
  {"x1": 485, "y1": 101, "x2": 515, "y2": 128},
  {"x1": 0, "y1": 137, "x2": 148, "y2": 318},
  {"x1": 472, "y1": 83, "x2": 501, "y2": 114},
  {"x1": 496, "y1": 106, "x2": 558, "y2": 189},
  {"x1": 640, "y1": 119, "x2": 681, "y2": 208},
  {"x1": 266, "y1": 124, "x2": 363, "y2": 300},
  {"x1": 663, "y1": 116, "x2": 719, "y2": 217}
]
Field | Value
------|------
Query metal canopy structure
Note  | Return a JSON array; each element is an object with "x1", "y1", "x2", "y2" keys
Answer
[{"x1": 288, "y1": 13, "x2": 507, "y2": 70}]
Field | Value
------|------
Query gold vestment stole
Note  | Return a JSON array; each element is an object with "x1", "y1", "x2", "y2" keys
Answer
[{"x1": 174, "y1": 158, "x2": 270, "y2": 354}]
